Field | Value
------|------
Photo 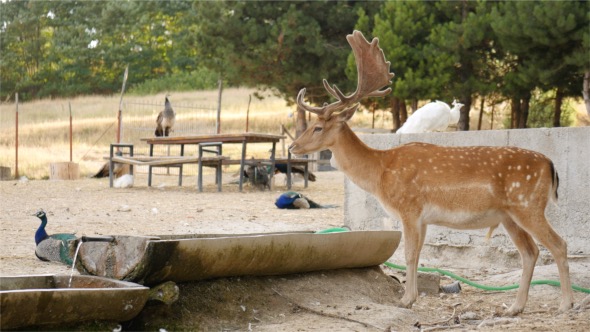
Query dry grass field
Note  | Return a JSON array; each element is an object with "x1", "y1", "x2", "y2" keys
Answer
[
  {"x1": 0, "y1": 88, "x2": 394, "y2": 179},
  {"x1": 0, "y1": 88, "x2": 587, "y2": 179}
]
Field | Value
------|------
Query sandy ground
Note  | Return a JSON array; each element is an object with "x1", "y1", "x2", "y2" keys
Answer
[{"x1": 1, "y1": 170, "x2": 589, "y2": 331}]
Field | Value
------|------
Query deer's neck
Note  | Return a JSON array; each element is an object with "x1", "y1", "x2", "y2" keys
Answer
[{"x1": 330, "y1": 124, "x2": 387, "y2": 194}]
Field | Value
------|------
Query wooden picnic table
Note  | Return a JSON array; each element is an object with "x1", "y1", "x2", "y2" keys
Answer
[{"x1": 141, "y1": 133, "x2": 285, "y2": 191}]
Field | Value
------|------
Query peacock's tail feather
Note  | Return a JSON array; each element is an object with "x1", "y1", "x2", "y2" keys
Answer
[
  {"x1": 305, "y1": 197, "x2": 322, "y2": 209},
  {"x1": 35, "y1": 235, "x2": 77, "y2": 266}
]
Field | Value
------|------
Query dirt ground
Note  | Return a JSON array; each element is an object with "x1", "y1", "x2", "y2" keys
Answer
[{"x1": 1, "y1": 170, "x2": 589, "y2": 331}]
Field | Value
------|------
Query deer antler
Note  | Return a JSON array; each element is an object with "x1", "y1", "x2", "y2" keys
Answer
[{"x1": 297, "y1": 30, "x2": 394, "y2": 118}]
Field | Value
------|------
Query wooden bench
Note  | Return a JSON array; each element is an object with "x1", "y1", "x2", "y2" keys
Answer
[
  {"x1": 108, "y1": 143, "x2": 226, "y2": 190},
  {"x1": 198, "y1": 142, "x2": 224, "y2": 192}
]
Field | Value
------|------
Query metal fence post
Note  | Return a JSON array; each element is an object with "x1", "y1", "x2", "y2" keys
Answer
[{"x1": 14, "y1": 93, "x2": 19, "y2": 179}]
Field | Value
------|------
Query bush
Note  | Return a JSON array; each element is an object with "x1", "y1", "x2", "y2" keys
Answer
[
  {"x1": 526, "y1": 90, "x2": 574, "y2": 128},
  {"x1": 128, "y1": 67, "x2": 219, "y2": 95},
  {"x1": 502, "y1": 90, "x2": 574, "y2": 128}
]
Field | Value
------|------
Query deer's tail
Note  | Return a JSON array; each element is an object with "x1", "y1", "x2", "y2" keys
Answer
[{"x1": 550, "y1": 161, "x2": 559, "y2": 203}]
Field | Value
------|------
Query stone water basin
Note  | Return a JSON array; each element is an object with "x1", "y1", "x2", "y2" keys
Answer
[
  {"x1": 0, "y1": 274, "x2": 149, "y2": 330},
  {"x1": 76, "y1": 230, "x2": 402, "y2": 286}
]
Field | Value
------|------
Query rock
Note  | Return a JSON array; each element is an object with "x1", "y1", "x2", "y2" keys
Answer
[
  {"x1": 417, "y1": 272, "x2": 440, "y2": 295},
  {"x1": 148, "y1": 281, "x2": 180, "y2": 305},
  {"x1": 460, "y1": 311, "x2": 478, "y2": 320}
]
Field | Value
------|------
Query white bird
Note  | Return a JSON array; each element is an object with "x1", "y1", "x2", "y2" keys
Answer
[
  {"x1": 449, "y1": 99, "x2": 464, "y2": 126},
  {"x1": 113, "y1": 174, "x2": 134, "y2": 188},
  {"x1": 397, "y1": 100, "x2": 463, "y2": 134}
]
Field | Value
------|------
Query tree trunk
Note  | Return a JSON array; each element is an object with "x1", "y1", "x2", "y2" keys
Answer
[
  {"x1": 391, "y1": 97, "x2": 401, "y2": 131},
  {"x1": 490, "y1": 104, "x2": 495, "y2": 130},
  {"x1": 50, "y1": 162, "x2": 79, "y2": 180},
  {"x1": 0, "y1": 166, "x2": 11, "y2": 180},
  {"x1": 400, "y1": 100, "x2": 408, "y2": 124},
  {"x1": 370, "y1": 102, "x2": 376, "y2": 129},
  {"x1": 457, "y1": 95, "x2": 472, "y2": 131},
  {"x1": 554, "y1": 88, "x2": 563, "y2": 127},
  {"x1": 583, "y1": 71, "x2": 590, "y2": 117},
  {"x1": 519, "y1": 94, "x2": 530, "y2": 128},
  {"x1": 295, "y1": 105, "x2": 307, "y2": 138},
  {"x1": 512, "y1": 95, "x2": 531, "y2": 129},
  {"x1": 410, "y1": 99, "x2": 418, "y2": 112},
  {"x1": 511, "y1": 98, "x2": 520, "y2": 129},
  {"x1": 477, "y1": 97, "x2": 485, "y2": 130}
]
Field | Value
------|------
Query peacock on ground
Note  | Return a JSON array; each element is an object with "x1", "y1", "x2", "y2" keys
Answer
[
  {"x1": 275, "y1": 191, "x2": 322, "y2": 209},
  {"x1": 274, "y1": 163, "x2": 316, "y2": 182},
  {"x1": 243, "y1": 164, "x2": 271, "y2": 190},
  {"x1": 33, "y1": 209, "x2": 77, "y2": 266},
  {"x1": 242, "y1": 163, "x2": 317, "y2": 191}
]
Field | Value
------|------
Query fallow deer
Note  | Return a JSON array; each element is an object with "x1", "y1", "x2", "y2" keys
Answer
[{"x1": 289, "y1": 30, "x2": 573, "y2": 315}]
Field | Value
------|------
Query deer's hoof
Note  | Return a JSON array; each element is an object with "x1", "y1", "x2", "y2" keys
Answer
[
  {"x1": 399, "y1": 297, "x2": 415, "y2": 309},
  {"x1": 504, "y1": 305, "x2": 524, "y2": 317},
  {"x1": 558, "y1": 301, "x2": 573, "y2": 313}
]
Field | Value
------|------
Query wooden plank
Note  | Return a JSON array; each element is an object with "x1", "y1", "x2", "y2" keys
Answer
[
  {"x1": 112, "y1": 156, "x2": 225, "y2": 167},
  {"x1": 222, "y1": 158, "x2": 315, "y2": 166},
  {"x1": 140, "y1": 133, "x2": 285, "y2": 145},
  {"x1": 275, "y1": 158, "x2": 316, "y2": 164}
]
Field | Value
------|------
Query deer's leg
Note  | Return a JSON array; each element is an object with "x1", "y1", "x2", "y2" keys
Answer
[
  {"x1": 400, "y1": 220, "x2": 427, "y2": 308},
  {"x1": 502, "y1": 218, "x2": 539, "y2": 316},
  {"x1": 510, "y1": 210, "x2": 573, "y2": 313}
]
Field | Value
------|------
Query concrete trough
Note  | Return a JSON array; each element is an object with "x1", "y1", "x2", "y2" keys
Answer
[
  {"x1": 75, "y1": 230, "x2": 402, "y2": 286},
  {"x1": 0, "y1": 274, "x2": 149, "y2": 330}
]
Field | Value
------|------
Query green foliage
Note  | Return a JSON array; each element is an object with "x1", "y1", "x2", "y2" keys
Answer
[
  {"x1": 372, "y1": 1, "x2": 444, "y2": 101},
  {"x1": 0, "y1": 0, "x2": 587, "y2": 129},
  {"x1": 192, "y1": 1, "x2": 381, "y2": 104},
  {"x1": 526, "y1": 90, "x2": 574, "y2": 128},
  {"x1": 128, "y1": 68, "x2": 219, "y2": 95},
  {"x1": 491, "y1": 1, "x2": 588, "y2": 97},
  {"x1": 0, "y1": 0, "x2": 192, "y2": 101}
]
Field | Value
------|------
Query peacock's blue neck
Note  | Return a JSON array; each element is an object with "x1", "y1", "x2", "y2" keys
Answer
[{"x1": 35, "y1": 216, "x2": 49, "y2": 244}]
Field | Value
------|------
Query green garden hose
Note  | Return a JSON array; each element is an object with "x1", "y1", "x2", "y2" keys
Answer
[
  {"x1": 384, "y1": 262, "x2": 590, "y2": 293},
  {"x1": 314, "y1": 227, "x2": 590, "y2": 293},
  {"x1": 314, "y1": 227, "x2": 350, "y2": 234}
]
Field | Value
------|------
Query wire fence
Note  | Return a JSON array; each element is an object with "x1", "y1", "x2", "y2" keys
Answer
[
  {"x1": 0, "y1": 89, "x2": 318, "y2": 179},
  {"x1": 0, "y1": 94, "x2": 220, "y2": 178},
  {"x1": 119, "y1": 98, "x2": 219, "y2": 175}
]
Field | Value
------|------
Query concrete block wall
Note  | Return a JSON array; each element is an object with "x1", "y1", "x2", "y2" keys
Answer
[{"x1": 343, "y1": 127, "x2": 590, "y2": 266}]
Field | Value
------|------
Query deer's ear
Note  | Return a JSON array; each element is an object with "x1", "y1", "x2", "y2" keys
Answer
[{"x1": 337, "y1": 104, "x2": 359, "y2": 122}]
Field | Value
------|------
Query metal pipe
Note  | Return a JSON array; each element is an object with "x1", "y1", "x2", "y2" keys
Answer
[
  {"x1": 81, "y1": 236, "x2": 115, "y2": 243},
  {"x1": 69, "y1": 102, "x2": 73, "y2": 162},
  {"x1": 216, "y1": 79, "x2": 222, "y2": 134},
  {"x1": 116, "y1": 65, "x2": 129, "y2": 145},
  {"x1": 15, "y1": 93, "x2": 19, "y2": 179}
]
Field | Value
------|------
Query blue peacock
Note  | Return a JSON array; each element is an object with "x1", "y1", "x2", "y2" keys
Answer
[
  {"x1": 33, "y1": 209, "x2": 77, "y2": 266},
  {"x1": 275, "y1": 191, "x2": 322, "y2": 209}
]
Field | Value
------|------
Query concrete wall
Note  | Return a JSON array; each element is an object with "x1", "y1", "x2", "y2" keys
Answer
[{"x1": 343, "y1": 127, "x2": 590, "y2": 267}]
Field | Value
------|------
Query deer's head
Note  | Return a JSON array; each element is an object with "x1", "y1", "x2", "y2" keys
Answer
[{"x1": 289, "y1": 30, "x2": 394, "y2": 155}]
